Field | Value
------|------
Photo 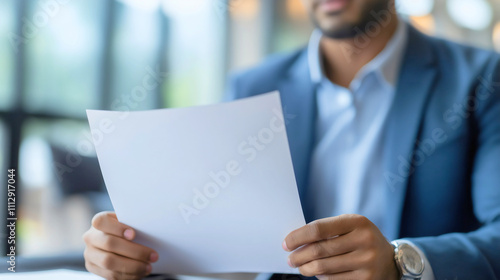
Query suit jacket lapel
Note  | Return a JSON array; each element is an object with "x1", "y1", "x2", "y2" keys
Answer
[
  {"x1": 383, "y1": 26, "x2": 438, "y2": 240},
  {"x1": 278, "y1": 51, "x2": 318, "y2": 222},
  {"x1": 275, "y1": 26, "x2": 437, "y2": 229}
]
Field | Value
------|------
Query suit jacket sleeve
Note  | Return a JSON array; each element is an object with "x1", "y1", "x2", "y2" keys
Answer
[{"x1": 406, "y1": 57, "x2": 500, "y2": 279}]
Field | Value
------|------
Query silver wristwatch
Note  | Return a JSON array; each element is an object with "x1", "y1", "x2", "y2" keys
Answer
[{"x1": 391, "y1": 240, "x2": 425, "y2": 280}]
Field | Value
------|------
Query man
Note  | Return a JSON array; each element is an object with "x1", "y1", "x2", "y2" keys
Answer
[{"x1": 83, "y1": 0, "x2": 500, "y2": 279}]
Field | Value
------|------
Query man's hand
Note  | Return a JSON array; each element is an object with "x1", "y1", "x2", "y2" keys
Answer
[
  {"x1": 283, "y1": 214, "x2": 400, "y2": 280},
  {"x1": 83, "y1": 211, "x2": 159, "y2": 280}
]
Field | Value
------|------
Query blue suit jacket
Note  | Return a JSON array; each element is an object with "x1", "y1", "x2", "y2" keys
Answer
[{"x1": 225, "y1": 25, "x2": 500, "y2": 279}]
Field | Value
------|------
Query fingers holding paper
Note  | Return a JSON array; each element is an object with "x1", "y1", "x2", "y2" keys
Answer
[
  {"x1": 83, "y1": 211, "x2": 159, "y2": 280},
  {"x1": 283, "y1": 214, "x2": 400, "y2": 280}
]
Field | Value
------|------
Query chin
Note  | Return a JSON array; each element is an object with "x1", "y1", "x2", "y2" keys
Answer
[
  {"x1": 316, "y1": 18, "x2": 361, "y2": 39},
  {"x1": 310, "y1": 0, "x2": 393, "y2": 39}
]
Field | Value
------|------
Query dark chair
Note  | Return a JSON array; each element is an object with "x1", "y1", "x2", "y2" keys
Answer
[{"x1": 50, "y1": 143, "x2": 113, "y2": 213}]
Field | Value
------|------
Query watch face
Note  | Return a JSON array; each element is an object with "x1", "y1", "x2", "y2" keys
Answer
[{"x1": 401, "y1": 244, "x2": 424, "y2": 275}]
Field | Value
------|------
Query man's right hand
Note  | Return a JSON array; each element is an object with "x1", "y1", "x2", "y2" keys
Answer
[{"x1": 83, "y1": 211, "x2": 159, "y2": 280}]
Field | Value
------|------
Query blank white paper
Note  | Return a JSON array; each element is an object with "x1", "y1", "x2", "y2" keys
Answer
[{"x1": 87, "y1": 91, "x2": 305, "y2": 275}]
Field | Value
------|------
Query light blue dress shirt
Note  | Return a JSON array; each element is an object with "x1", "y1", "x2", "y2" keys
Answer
[
  {"x1": 306, "y1": 20, "x2": 435, "y2": 280},
  {"x1": 307, "y1": 21, "x2": 408, "y2": 233}
]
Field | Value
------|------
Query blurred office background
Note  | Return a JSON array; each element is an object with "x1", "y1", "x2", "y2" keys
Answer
[{"x1": 0, "y1": 0, "x2": 499, "y2": 258}]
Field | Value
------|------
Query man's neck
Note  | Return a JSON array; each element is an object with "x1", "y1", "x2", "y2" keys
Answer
[{"x1": 320, "y1": 17, "x2": 399, "y2": 88}]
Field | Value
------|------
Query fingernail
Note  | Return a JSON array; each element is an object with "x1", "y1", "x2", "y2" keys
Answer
[
  {"x1": 124, "y1": 229, "x2": 134, "y2": 240},
  {"x1": 287, "y1": 257, "x2": 295, "y2": 268},
  {"x1": 282, "y1": 240, "x2": 290, "y2": 251},
  {"x1": 150, "y1": 252, "x2": 159, "y2": 262},
  {"x1": 146, "y1": 264, "x2": 152, "y2": 274}
]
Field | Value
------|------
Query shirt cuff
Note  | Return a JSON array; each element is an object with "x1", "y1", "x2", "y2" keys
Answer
[{"x1": 394, "y1": 239, "x2": 435, "y2": 280}]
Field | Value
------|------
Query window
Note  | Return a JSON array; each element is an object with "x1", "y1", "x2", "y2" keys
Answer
[
  {"x1": 24, "y1": 0, "x2": 104, "y2": 118},
  {"x1": 162, "y1": 0, "x2": 226, "y2": 107},
  {"x1": 110, "y1": 5, "x2": 163, "y2": 110},
  {"x1": 0, "y1": 0, "x2": 14, "y2": 110},
  {"x1": 19, "y1": 119, "x2": 100, "y2": 255},
  {"x1": 0, "y1": 0, "x2": 169, "y2": 257}
]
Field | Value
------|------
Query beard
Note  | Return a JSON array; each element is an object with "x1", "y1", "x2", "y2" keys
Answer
[{"x1": 312, "y1": 0, "x2": 393, "y2": 39}]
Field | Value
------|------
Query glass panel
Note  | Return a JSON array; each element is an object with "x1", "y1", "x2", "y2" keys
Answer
[
  {"x1": 109, "y1": 2, "x2": 162, "y2": 111},
  {"x1": 0, "y1": 0, "x2": 15, "y2": 110},
  {"x1": 273, "y1": 0, "x2": 313, "y2": 53},
  {"x1": 228, "y1": 0, "x2": 312, "y2": 69},
  {"x1": 494, "y1": 21, "x2": 500, "y2": 52},
  {"x1": 228, "y1": 0, "x2": 263, "y2": 70},
  {"x1": 24, "y1": 0, "x2": 104, "y2": 117},
  {"x1": 162, "y1": 0, "x2": 226, "y2": 107},
  {"x1": 19, "y1": 118, "x2": 111, "y2": 256}
]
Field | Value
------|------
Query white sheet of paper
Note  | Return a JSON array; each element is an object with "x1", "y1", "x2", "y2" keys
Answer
[
  {"x1": 87, "y1": 92, "x2": 305, "y2": 275},
  {"x1": 0, "y1": 269, "x2": 103, "y2": 279}
]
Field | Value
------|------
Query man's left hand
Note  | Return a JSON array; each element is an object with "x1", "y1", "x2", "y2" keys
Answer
[{"x1": 283, "y1": 214, "x2": 400, "y2": 280}]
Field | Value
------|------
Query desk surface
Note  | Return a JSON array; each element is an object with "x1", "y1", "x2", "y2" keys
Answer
[
  {"x1": 0, "y1": 253, "x2": 257, "y2": 280},
  {"x1": 0, "y1": 269, "x2": 103, "y2": 279}
]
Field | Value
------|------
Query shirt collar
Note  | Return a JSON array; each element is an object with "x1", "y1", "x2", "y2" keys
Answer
[{"x1": 308, "y1": 17, "x2": 409, "y2": 89}]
